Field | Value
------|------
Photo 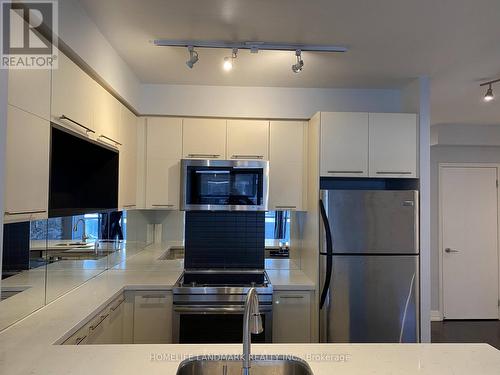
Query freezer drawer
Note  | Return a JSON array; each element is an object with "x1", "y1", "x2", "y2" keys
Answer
[
  {"x1": 320, "y1": 255, "x2": 419, "y2": 343},
  {"x1": 322, "y1": 190, "x2": 419, "y2": 254}
]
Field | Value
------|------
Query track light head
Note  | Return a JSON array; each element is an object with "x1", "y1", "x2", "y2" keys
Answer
[
  {"x1": 484, "y1": 84, "x2": 494, "y2": 102},
  {"x1": 291, "y1": 49, "x2": 304, "y2": 73},
  {"x1": 223, "y1": 48, "x2": 238, "y2": 71},
  {"x1": 186, "y1": 46, "x2": 199, "y2": 69}
]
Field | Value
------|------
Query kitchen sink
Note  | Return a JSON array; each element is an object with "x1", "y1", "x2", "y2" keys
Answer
[{"x1": 176, "y1": 356, "x2": 313, "y2": 375}]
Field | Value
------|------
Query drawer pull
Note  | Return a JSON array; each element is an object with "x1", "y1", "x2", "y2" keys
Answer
[
  {"x1": 59, "y1": 115, "x2": 95, "y2": 134},
  {"x1": 5, "y1": 209, "x2": 46, "y2": 216},
  {"x1": 275, "y1": 206, "x2": 297, "y2": 210},
  {"x1": 187, "y1": 154, "x2": 221, "y2": 158},
  {"x1": 231, "y1": 155, "x2": 264, "y2": 159},
  {"x1": 376, "y1": 171, "x2": 413, "y2": 175},
  {"x1": 110, "y1": 298, "x2": 125, "y2": 311},
  {"x1": 98, "y1": 134, "x2": 122, "y2": 147},
  {"x1": 280, "y1": 295, "x2": 305, "y2": 299},
  {"x1": 140, "y1": 294, "x2": 167, "y2": 299},
  {"x1": 327, "y1": 171, "x2": 364, "y2": 174},
  {"x1": 151, "y1": 204, "x2": 174, "y2": 208},
  {"x1": 123, "y1": 204, "x2": 136, "y2": 208}
]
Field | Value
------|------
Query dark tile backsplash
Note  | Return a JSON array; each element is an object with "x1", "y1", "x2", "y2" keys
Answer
[{"x1": 184, "y1": 211, "x2": 265, "y2": 269}]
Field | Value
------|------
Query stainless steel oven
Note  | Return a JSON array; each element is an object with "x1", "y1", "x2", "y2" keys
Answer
[
  {"x1": 172, "y1": 270, "x2": 273, "y2": 343},
  {"x1": 180, "y1": 159, "x2": 269, "y2": 211}
]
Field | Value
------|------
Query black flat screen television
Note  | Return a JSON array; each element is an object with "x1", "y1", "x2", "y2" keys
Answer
[{"x1": 49, "y1": 125, "x2": 119, "y2": 217}]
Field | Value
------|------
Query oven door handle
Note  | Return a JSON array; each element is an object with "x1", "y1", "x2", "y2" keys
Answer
[{"x1": 174, "y1": 306, "x2": 246, "y2": 313}]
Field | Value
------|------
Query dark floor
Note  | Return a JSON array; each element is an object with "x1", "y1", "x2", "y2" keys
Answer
[{"x1": 431, "y1": 320, "x2": 500, "y2": 349}]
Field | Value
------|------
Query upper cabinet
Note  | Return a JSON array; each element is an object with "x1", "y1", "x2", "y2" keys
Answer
[
  {"x1": 51, "y1": 52, "x2": 95, "y2": 135},
  {"x1": 227, "y1": 120, "x2": 269, "y2": 160},
  {"x1": 182, "y1": 118, "x2": 226, "y2": 159},
  {"x1": 4, "y1": 105, "x2": 50, "y2": 223},
  {"x1": 269, "y1": 121, "x2": 307, "y2": 211},
  {"x1": 320, "y1": 112, "x2": 369, "y2": 177},
  {"x1": 368, "y1": 113, "x2": 417, "y2": 178},
  {"x1": 146, "y1": 117, "x2": 183, "y2": 209},
  {"x1": 93, "y1": 82, "x2": 121, "y2": 146},
  {"x1": 318, "y1": 112, "x2": 417, "y2": 179},
  {"x1": 118, "y1": 107, "x2": 138, "y2": 209},
  {"x1": 8, "y1": 68, "x2": 51, "y2": 120}
]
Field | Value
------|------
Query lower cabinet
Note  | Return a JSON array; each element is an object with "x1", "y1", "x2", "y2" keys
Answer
[
  {"x1": 272, "y1": 290, "x2": 312, "y2": 343},
  {"x1": 132, "y1": 291, "x2": 173, "y2": 344},
  {"x1": 62, "y1": 290, "x2": 172, "y2": 345}
]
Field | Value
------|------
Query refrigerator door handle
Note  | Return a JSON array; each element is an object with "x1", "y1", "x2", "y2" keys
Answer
[{"x1": 319, "y1": 199, "x2": 333, "y2": 310}]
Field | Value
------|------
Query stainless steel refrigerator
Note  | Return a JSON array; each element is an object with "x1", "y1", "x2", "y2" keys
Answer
[{"x1": 319, "y1": 190, "x2": 420, "y2": 343}]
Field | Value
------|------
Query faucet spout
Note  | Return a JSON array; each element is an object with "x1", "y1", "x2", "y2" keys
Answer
[
  {"x1": 73, "y1": 218, "x2": 88, "y2": 242},
  {"x1": 242, "y1": 287, "x2": 262, "y2": 375}
]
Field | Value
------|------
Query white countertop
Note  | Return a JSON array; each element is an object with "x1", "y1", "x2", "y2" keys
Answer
[{"x1": 1, "y1": 243, "x2": 499, "y2": 374}]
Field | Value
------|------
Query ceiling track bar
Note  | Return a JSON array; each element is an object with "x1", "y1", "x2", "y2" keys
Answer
[
  {"x1": 480, "y1": 78, "x2": 500, "y2": 87},
  {"x1": 153, "y1": 40, "x2": 348, "y2": 53}
]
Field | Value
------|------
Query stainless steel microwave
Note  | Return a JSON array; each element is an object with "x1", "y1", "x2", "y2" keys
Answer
[{"x1": 180, "y1": 159, "x2": 269, "y2": 211}]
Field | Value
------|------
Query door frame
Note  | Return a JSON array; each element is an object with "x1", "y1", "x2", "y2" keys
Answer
[{"x1": 438, "y1": 163, "x2": 500, "y2": 320}]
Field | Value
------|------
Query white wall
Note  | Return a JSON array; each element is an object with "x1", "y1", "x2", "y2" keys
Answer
[
  {"x1": 139, "y1": 84, "x2": 402, "y2": 118},
  {"x1": 402, "y1": 77, "x2": 431, "y2": 342},
  {"x1": 0, "y1": 69, "x2": 7, "y2": 296},
  {"x1": 58, "y1": 0, "x2": 141, "y2": 109},
  {"x1": 430, "y1": 145, "x2": 500, "y2": 313}
]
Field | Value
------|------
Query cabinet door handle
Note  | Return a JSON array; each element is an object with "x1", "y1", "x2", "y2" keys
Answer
[
  {"x1": 327, "y1": 170, "x2": 364, "y2": 174},
  {"x1": 59, "y1": 115, "x2": 95, "y2": 134},
  {"x1": 231, "y1": 155, "x2": 264, "y2": 159},
  {"x1": 275, "y1": 205, "x2": 297, "y2": 210},
  {"x1": 151, "y1": 204, "x2": 174, "y2": 207},
  {"x1": 376, "y1": 171, "x2": 413, "y2": 175},
  {"x1": 187, "y1": 154, "x2": 221, "y2": 158},
  {"x1": 75, "y1": 336, "x2": 87, "y2": 345},
  {"x1": 123, "y1": 204, "x2": 136, "y2": 208},
  {"x1": 5, "y1": 209, "x2": 46, "y2": 216},
  {"x1": 98, "y1": 134, "x2": 122, "y2": 146}
]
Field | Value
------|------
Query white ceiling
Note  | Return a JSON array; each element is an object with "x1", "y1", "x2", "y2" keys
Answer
[{"x1": 78, "y1": 0, "x2": 500, "y2": 125}]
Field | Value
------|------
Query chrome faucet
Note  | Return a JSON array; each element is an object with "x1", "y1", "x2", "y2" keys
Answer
[
  {"x1": 73, "y1": 218, "x2": 88, "y2": 242},
  {"x1": 242, "y1": 287, "x2": 263, "y2": 375}
]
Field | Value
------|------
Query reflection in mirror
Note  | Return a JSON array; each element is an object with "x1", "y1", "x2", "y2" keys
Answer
[
  {"x1": 0, "y1": 220, "x2": 47, "y2": 330},
  {"x1": 265, "y1": 210, "x2": 301, "y2": 270}
]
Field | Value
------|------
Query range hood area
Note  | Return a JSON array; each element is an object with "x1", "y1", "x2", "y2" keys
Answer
[{"x1": 48, "y1": 125, "x2": 119, "y2": 218}]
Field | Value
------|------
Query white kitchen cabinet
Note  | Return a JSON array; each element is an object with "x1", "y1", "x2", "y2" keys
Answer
[
  {"x1": 8, "y1": 67, "x2": 51, "y2": 120},
  {"x1": 272, "y1": 291, "x2": 312, "y2": 343},
  {"x1": 4, "y1": 105, "x2": 50, "y2": 223},
  {"x1": 145, "y1": 117, "x2": 183, "y2": 209},
  {"x1": 227, "y1": 120, "x2": 269, "y2": 160},
  {"x1": 368, "y1": 113, "x2": 417, "y2": 178},
  {"x1": 320, "y1": 112, "x2": 369, "y2": 177},
  {"x1": 93, "y1": 83, "x2": 121, "y2": 146},
  {"x1": 119, "y1": 107, "x2": 138, "y2": 209},
  {"x1": 51, "y1": 51, "x2": 95, "y2": 135},
  {"x1": 182, "y1": 118, "x2": 227, "y2": 159},
  {"x1": 133, "y1": 291, "x2": 172, "y2": 344},
  {"x1": 269, "y1": 121, "x2": 307, "y2": 211}
]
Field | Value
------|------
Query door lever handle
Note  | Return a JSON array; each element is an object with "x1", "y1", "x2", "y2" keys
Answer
[{"x1": 445, "y1": 248, "x2": 459, "y2": 253}]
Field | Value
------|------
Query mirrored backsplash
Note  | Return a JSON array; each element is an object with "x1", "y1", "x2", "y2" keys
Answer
[{"x1": 0, "y1": 210, "x2": 150, "y2": 331}]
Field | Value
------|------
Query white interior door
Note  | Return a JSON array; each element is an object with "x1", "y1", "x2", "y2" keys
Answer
[{"x1": 441, "y1": 166, "x2": 499, "y2": 319}]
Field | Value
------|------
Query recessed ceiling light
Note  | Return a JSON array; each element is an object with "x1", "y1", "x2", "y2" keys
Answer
[{"x1": 223, "y1": 48, "x2": 238, "y2": 72}]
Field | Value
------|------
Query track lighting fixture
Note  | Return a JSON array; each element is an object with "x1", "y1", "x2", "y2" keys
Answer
[
  {"x1": 480, "y1": 78, "x2": 500, "y2": 102},
  {"x1": 291, "y1": 49, "x2": 304, "y2": 73},
  {"x1": 185, "y1": 46, "x2": 199, "y2": 69},
  {"x1": 153, "y1": 40, "x2": 348, "y2": 72},
  {"x1": 223, "y1": 48, "x2": 238, "y2": 71}
]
